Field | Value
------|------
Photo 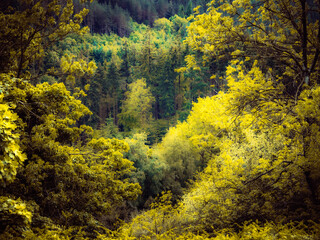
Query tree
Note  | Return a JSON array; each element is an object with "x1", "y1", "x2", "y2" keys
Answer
[
  {"x1": 105, "y1": 59, "x2": 122, "y2": 125},
  {"x1": 186, "y1": 0, "x2": 320, "y2": 94},
  {"x1": 166, "y1": 0, "x2": 174, "y2": 18},
  {"x1": 0, "y1": 0, "x2": 91, "y2": 79},
  {"x1": 119, "y1": 40, "x2": 132, "y2": 86},
  {"x1": 0, "y1": 91, "x2": 26, "y2": 186},
  {"x1": 179, "y1": 4, "x2": 320, "y2": 226},
  {"x1": 153, "y1": 123, "x2": 202, "y2": 198},
  {"x1": 185, "y1": 0, "x2": 193, "y2": 17},
  {"x1": 119, "y1": 78, "x2": 155, "y2": 131},
  {"x1": 135, "y1": 28, "x2": 157, "y2": 82}
]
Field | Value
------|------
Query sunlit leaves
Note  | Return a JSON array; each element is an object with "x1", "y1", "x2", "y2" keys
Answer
[
  {"x1": 0, "y1": 92, "x2": 26, "y2": 186},
  {"x1": 185, "y1": 0, "x2": 320, "y2": 89},
  {"x1": 0, "y1": 197, "x2": 33, "y2": 236},
  {"x1": 119, "y1": 191, "x2": 181, "y2": 239}
]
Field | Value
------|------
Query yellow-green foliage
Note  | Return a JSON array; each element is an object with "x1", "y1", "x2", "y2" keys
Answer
[
  {"x1": 60, "y1": 53, "x2": 97, "y2": 86},
  {"x1": 2, "y1": 0, "x2": 320, "y2": 239},
  {"x1": 0, "y1": 197, "x2": 32, "y2": 237},
  {"x1": 119, "y1": 78, "x2": 155, "y2": 131},
  {"x1": 132, "y1": 0, "x2": 320, "y2": 236},
  {"x1": 153, "y1": 18, "x2": 174, "y2": 33},
  {"x1": 124, "y1": 133, "x2": 165, "y2": 199},
  {"x1": 120, "y1": 210, "x2": 320, "y2": 239},
  {"x1": 213, "y1": 221, "x2": 320, "y2": 240},
  {"x1": 0, "y1": 0, "x2": 142, "y2": 238},
  {"x1": 119, "y1": 192, "x2": 182, "y2": 239},
  {"x1": 152, "y1": 123, "x2": 202, "y2": 197}
]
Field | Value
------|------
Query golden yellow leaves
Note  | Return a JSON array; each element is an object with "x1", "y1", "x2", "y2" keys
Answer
[
  {"x1": 0, "y1": 94, "x2": 26, "y2": 186},
  {"x1": 0, "y1": 197, "x2": 32, "y2": 226}
]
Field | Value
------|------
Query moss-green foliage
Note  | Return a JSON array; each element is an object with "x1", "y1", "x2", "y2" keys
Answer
[{"x1": 124, "y1": 133, "x2": 166, "y2": 205}]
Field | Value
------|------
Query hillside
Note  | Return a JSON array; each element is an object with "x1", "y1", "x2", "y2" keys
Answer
[
  {"x1": 0, "y1": 0, "x2": 320, "y2": 239},
  {"x1": 75, "y1": 0, "x2": 210, "y2": 35}
]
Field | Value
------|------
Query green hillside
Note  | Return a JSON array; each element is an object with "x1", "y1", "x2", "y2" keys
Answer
[{"x1": 0, "y1": 0, "x2": 320, "y2": 239}]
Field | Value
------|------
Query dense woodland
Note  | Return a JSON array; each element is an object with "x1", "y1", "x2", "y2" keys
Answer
[
  {"x1": 1, "y1": 0, "x2": 320, "y2": 239},
  {"x1": 76, "y1": 0, "x2": 209, "y2": 35}
]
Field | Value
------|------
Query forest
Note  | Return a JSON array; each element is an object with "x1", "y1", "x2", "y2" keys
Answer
[{"x1": 0, "y1": 0, "x2": 320, "y2": 239}]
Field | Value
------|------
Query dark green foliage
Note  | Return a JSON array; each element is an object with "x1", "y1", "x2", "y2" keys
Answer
[
  {"x1": 124, "y1": 133, "x2": 165, "y2": 207},
  {"x1": 77, "y1": 0, "x2": 211, "y2": 35},
  {"x1": 92, "y1": 47, "x2": 106, "y2": 64}
]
